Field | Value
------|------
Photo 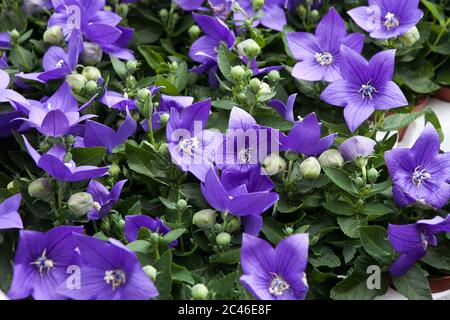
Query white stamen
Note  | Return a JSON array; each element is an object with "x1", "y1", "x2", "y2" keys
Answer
[
  {"x1": 314, "y1": 52, "x2": 334, "y2": 66},
  {"x1": 104, "y1": 269, "x2": 127, "y2": 290},
  {"x1": 269, "y1": 273, "x2": 290, "y2": 296},
  {"x1": 179, "y1": 137, "x2": 200, "y2": 156},
  {"x1": 384, "y1": 12, "x2": 400, "y2": 30}
]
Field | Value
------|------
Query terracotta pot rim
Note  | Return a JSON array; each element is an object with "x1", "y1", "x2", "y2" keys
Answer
[{"x1": 429, "y1": 276, "x2": 450, "y2": 294}]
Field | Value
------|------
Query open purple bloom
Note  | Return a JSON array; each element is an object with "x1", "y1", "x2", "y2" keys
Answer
[
  {"x1": 49, "y1": 0, "x2": 133, "y2": 60},
  {"x1": 166, "y1": 99, "x2": 222, "y2": 182},
  {"x1": 17, "y1": 82, "x2": 96, "y2": 137},
  {"x1": 8, "y1": 226, "x2": 84, "y2": 300},
  {"x1": 282, "y1": 112, "x2": 336, "y2": 156},
  {"x1": 0, "y1": 32, "x2": 10, "y2": 68},
  {"x1": 388, "y1": 215, "x2": 450, "y2": 277},
  {"x1": 209, "y1": 0, "x2": 234, "y2": 19},
  {"x1": 125, "y1": 215, "x2": 178, "y2": 248},
  {"x1": 339, "y1": 136, "x2": 376, "y2": 161},
  {"x1": 234, "y1": 0, "x2": 287, "y2": 31},
  {"x1": 100, "y1": 88, "x2": 137, "y2": 110},
  {"x1": 142, "y1": 94, "x2": 194, "y2": 132},
  {"x1": 86, "y1": 179, "x2": 127, "y2": 220},
  {"x1": 201, "y1": 168, "x2": 279, "y2": 235},
  {"x1": 385, "y1": 123, "x2": 450, "y2": 209},
  {"x1": 0, "y1": 70, "x2": 30, "y2": 111},
  {"x1": 240, "y1": 233, "x2": 309, "y2": 300},
  {"x1": 78, "y1": 107, "x2": 136, "y2": 153},
  {"x1": 286, "y1": 8, "x2": 365, "y2": 82},
  {"x1": 348, "y1": 0, "x2": 423, "y2": 39},
  {"x1": 18, "y1": 30, "x2": 83, "y2": 83},
  {"x1": 58, "y1": 234, "x2": 158, "y2": 300},
  {"x1": 0, "y1": 194, "x2": 23, "y2": 230},
  {"x1": 269, "y1": 94, "x2": 296, "y2": 123},
  {"x1": 189, "y1": 13, "x2": 235, "y2": 87},
  {"x1": 321, "y1": 46, "x2": 407, "y2": 132},
  {"x1": 23, "y1": 136, "x2": 109, "y2": 182},
  {"x1": 216, "y1": 107, "x2": 282, "y2": 173}
]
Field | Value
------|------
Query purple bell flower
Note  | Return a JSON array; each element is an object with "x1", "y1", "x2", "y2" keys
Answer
[
  {"x1": 86, "y1": 179, "x2": 127, "y2": 220},
  {"x1": 234, "y1": 0, "x2": 287, "y2": 31},
  {"x1": 240, "y1": 233, "x2": 309, "y2": 300},
  {"x1": 125, "y1": 215, "x2": 178, "y2": 248},
  {"x1": 0, "y1": 193, "x2": 23, "y2": 230}
]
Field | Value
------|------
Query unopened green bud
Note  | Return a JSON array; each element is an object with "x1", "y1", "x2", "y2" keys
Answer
[
  {"x1": 126, "y1": 75, "x2": 137, "y2": 88},
  {"x1": 216, "y1": 232, "x2": 231, "y2": 246},
  {"x1": 284, "y1": 227, "x2": 294, "y2": 235},
  {"x1": 213, "y1": 223, "x2": 223, "y2": 233},
  {"x1": 355, "y1": 176, "x2": 364, "y2": 188},
  {"x1": 39, "y1": 140, "x2": 51, "y2": 152},
  {"x1": 149, "y1": 232, "x2": 160, "y2": 243},
  {"x1": 159, "y1": 113, "x2": 170, "y2": 126},
  {"x1": 318, "y1": 149, "x2": 344, "y2": 168},
  {"x1": 176, "y1": 199, "x2": 188, "y2": 212},
  {"x1": 191, "y1": 284, "x2": 209, "y2": 300},
  {"x1": 256, "y1": 82, "x2": 271, "y2": 97},
  {"x1": 225, "y1": 216, "x2": 241, "y2": 233},
  {"x1": 268, "y1": 70, "x2": 280, "y2": 82},
  {"x1": 68, "y1": 192, "x2": 94, "y2": 217},
  {"x1": 80, "y1": 42, "x2": 103, "y2": 65},
  {"x1": 109, "y1": 164, "x2": 121, "y2": 178},
  {"x1": 297, "y1": 5, "x2": 307, "y2": 20},
  {"x1": 43, "y1": 25, "x2": 64, "y2": 45},
  {"x1": 400, "y1": 26, "x2": 420, "y2": 47},
  {"x1": 237, "y1": 39, "x2": 261, "y2": 58},
  {"x1": 285, "y1": 151, "x2": 299, "y2": 161},
  {"x1": 355, "y1": 157, "x2": 368, "y2": 169},
  {"x1": 310, "y1": 9, "x2": 320, "y2": 22},
  {"x1": 82, "y1": 66, "x2": 101, "y2": 82},
  {"x1": 9, "y1": 30, "x2": 19, "y2": 42},
  {"x1": 245, "y1": 69, "x2": 253, "y2": 78},
  {"x1": 193, "y1": 209, "x2": 217, "y2": 230},
  {"x1": 159, "y1": 8, "x2": 169, "y2": 21},
  {"x1": 188, "y1": 25, "x2": 201, "y2": 39},
  {"x1": 66, "y1": 74, "x2": 87, "y2": 93},
  {"x1": 249, "y1": 78, "x2": 261, "y2": 92},
  {"x1": 84, "y1": 80, "x2": 98, "y2": 94},
  {"x1": 253, "y1": 0, "x2": 265, "y2": 10},
  {"x1": 101, "y1": 218, "x2": 111, "y2": 233},
  {"x1": 262, "y1": 153, "x2": 286, "y2": 175},
  {"x1": 118, "y1": 219, "x2": 126, "y2": 229},
  {"x1": 6, "y1": 181, "x2": 14, "y2": 191},
  {"x1": 367, "y1": 167, "x2": 379, "y2": 184},
  {"x1": 137, "y1": 88, "x2": 152, "y2": 101},
  {"x1": 126, "y1": 60, "x2": 137, "y2": 74},
  {"x1": 300, "y1": 157, "x2": 321, "y2": 180},
  {"x1": 117, "y1": 3, "x2": 129, "y2": 17},
  {"x1": 143, "y1": 265, "x2": 157, "y2": 281},
  {"x1": 28, "y1": 178, "x2": 52, "y2": 199},
  {"x1": 231, "y1": 65, "x2": 245, "y2": 81}
]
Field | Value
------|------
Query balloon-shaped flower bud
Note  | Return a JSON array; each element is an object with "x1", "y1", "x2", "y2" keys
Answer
[
  {"x1": 216, "y1": 232, "x2": 231, "y2": 246},
  {"x1": 191, "y1": 284, "x2": 209, "y2": 300},
  {"x1": 68, "y1": 192, "x2": 94, "y2": 217},
  {"x1": 188, "y1": 25, "x2": 201, "y2": 39},
  {"x1": 66, "y1": 74, "x2": 87, "y2": 93},
  {"x1": 231, "y1": 65, "x2": 246, "y2": 81},
  {"x1": 80, "y1": 42, "x2": 103, "y2": 65},
  {"x1": 193, "y1": 209, "x2": 217, "y2": 230},
  {"x1": 339, "y1": 136, "x2": 376, "y2": 164},
  {"x1": 82, "y1": 66, "x2": 102, "y2": 82},
  {"x1": 143, "y1": 265, "x2": 158, "y2": 281},
  {"x1": 400, "y1": 27, "x2": 420, "y2": 47},
  {"x1": 300, "y1": 157, "x2": 321, "y2": 180},
  {"x1": 318, "y1": 149, "x2": 344, "y2": 168},
  {"x1": 43, "y1": 25, "x2": 64, "y2": 45},
  {"x1": 237, "y1": 39, "x2": 261, "y2": 58},
  {"x1": 28, "y1": 178, "x2": 52, "y2": 199},
  {"x1": 262, "y1": 153, "x2": 287, "y2": 175}
]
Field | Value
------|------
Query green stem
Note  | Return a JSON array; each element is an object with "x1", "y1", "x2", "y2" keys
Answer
[{"x1": 425, "y1": 18, "x2": 450, "y2": 57}]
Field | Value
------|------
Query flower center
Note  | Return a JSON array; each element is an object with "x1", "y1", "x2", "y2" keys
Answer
[
  {"x1": 104, "y1": 269, "x2": 127, "y2": 290},
  {"x1": 238, "y1": 148, "x2": 252, "y2": 163},
  {"x1": 269, "y1": 273, "x2": 290, "y2": 297},
  {"x1": 314, "y1": 52, "x2": 334, "y2": 66},
  {"x1": 179, "y1": 137, "x2": 200, "y2": 156},
  {"x1": 412, "y1": 166, "x2": 431, "y2": 185},
  {"x1": 359, "y1": 81, "x2": 377, "y2": 100},
  {"x1": 420, "y1": 231, "x2": 429, "y2": 250},
  {"x1": 384, "y1": 12, "x2": 400, "y2": 30},
  {"x1": 55, "y1": 59, "x2": 65, "y2": 68},
  {"x1": 30, "y1": 249, "x2": 55, "y2": 275}
]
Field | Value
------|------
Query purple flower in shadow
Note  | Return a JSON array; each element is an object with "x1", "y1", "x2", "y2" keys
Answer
[
  {"x1": 201, "y1": 167, "x2": 279, "y2": 235},
  {"x1": 286, "y1": 7, "x2": 365, "y2": 82},
  {"x1": 240, "y1": 233, "x2": 309, "y2": 300},
  {"x1": 234, "y1": 0, "x2": 287, "y2": 31},
  {"x1": 269, "y1": 94, "x2": 297, "y2": 123},
  {"x1": 385, "y1": 123, "x2": 450, "y2": 209},
  {"x1": 86, "y1": 179, "x2": 127, "y2": 220},
  {"x1": 282, "y1": 112, "x2": 336, "y2": 156},
  {"x1": 58, "y1": 234, "x2": 159, "y2": 300},
  {"x1": 0, "y1": 194, "x2": 23, "y2": 230},
  {"x1": 23, "y1": 136, "x2": 109, "y2": 182},
  {"x1": 321, "y1": 46, "x2": 407, "y2": 132},
  {"x1": 8, "y1": 226, "x2": 84, "y2": 300},
  {"x1": 388, "y1": 215, "x2": 450, "y2": 277},
  {"x1": 125, "y1": 215, "x2": 178, "y2": 248}
]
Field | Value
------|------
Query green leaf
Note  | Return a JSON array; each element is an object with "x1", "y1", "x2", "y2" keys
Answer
[
  {"x1": 209, "y1": 271, "x2": 239, "y2": 299},
  {"x1": 261, "y1": 218, "x2": 285, "y2": 245},
  {"x1": 71, "y1": 147, "x2": 106, "y2": 166},
  {"x1": 361, "y1": 203, "x2": 394, "y2": 220},
  {"x1": 253, "y1": 112, "x2": 293, "y2": 130},
  {"x1": 171, "y1": 263, "x2": 195, "y2": 285},
  {"x1": 322, "y1": 166, "x2": 358, "y2": 195},
  {"x1": 380, "y1": 108, "x2": 432, "y2": 131},
  {"x1": 154, "y1": 250, "x2": 173, "y2": 300},
  {"x1": 392, "y1": 265, "x2": 432, "y2": 300},
  {"x1": 9, "y1": 46, "x2": 34, "y2": 72},
  {"x1": 217, "y1": 42, "x2": 235, "y2": 81},
  {"x1": 210, "y1": 249, "x2": 240, "y2": 264},
  {"x1": 359, "y1": 226, "x2": 395, "y2": 264},
  {"x1": 138, "y1": 45, "x2": 165, "y2": 71},
  {"x1": 174, "y1": 61, "x2": 189, "y2": 92},
  {"x1": 110, "y1": 55, "x2": 128, "y2": 79},
  {"x1": 125, "y1": 142, "x2": 168, "y2": 180},
  {"x1": 161, "y1": 228, "x2": 186, "y2": 244},
  {"x1": 310, "y1": 246, "x2": 341, "y2": 268},
  {"x1": 365, "y1": 180, "x2": 392, "y2": 198},
  {"x1": 155, "y1": 75, "x2": 180, "y2": 95},
  {"x1": 396, "y1": 60, "x2": 439, "y2": 93},
  {"x1": 323, "y1": 200, "x2": 356, "y2": 216},
  {"x1": 212, "y1": 100, "x2": 236, "y2": 110},
  {"x1": 422, "y1": 245, "x2": 450, "y2": 271},
  {"x1": 331, "y1": 271, "x2": 389, "y2": 300},
  {"x1": 159, "y1": 197, "x2": 177, "y2": 210},
  {"x1": 421, "y1": 0, "x2": 446, "y2": 26},
  {"x1": 337, "y1": 215, "x2": 367, "y2": 239}
]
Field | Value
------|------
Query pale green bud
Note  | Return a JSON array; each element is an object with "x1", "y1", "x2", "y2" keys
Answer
[
  {"x1": 367, "y1": 167, "x2": 379, "y2": 184},
  {"x1": 216, "y1": 232, "x2": 231, "y2": 246},
  {"x1": 28, "y1": 178, "x2": 52, "y2": 199},
  {"x1": 43, "y1": 25, "x2": 64, "y2": 45},
  {"x1": 82, "y1": 66, "x2": 101, "y2": 82},
  {"x1": 193, "y1": 209, "x2": 217, "y2": 230},
  {"x1": 237, "y1": 39, "x2": 261, "y2": 58},
  {"x1": 400, "y1": 26, "x2": 420, "y2": 47},
  {"x1": 231, "y1": 65, "x2": 245, "y2": 81},
  {"x1": 249, "y1": 78, "x2": 261, "y2": 93},
  {"x1": 300, "y1": 157, "x2": 321, "y2": 180},
  {"x1": 66, "y1": 74, "x2": 87, "y2": 93},
  {"x1": 143, "y1": 265, "x2": 158, "y2": 281},
  {"x1": 68, "y1": 192, "x2": 94, "y2": 217},
  {"x1": 80, "y1": 42, "x2": 102, "y2": 65},
  {"x1": 318, "y1": 149, "x2": 344, "y2": 168},
  {"x1": 191, "y1": 284, "x2": 209, "y2": 300},
  {"x1": 262, "y1": 153, "x2": 286, "y2": 175},
  {"x1": 188, "y1": 25, "x2": 201, "y2": 39},
  {"x1": 84, "y1": 80, "x2": 98, "y2": 95},
  {"x1": 176, "y1": 199, "x2": 188, "y2": 212},
  {"x1": 126, "y1": 60, "x2": 137, "y2": 74},
  {"x1": 268, "y1": 70, "x2": 280, "y2": 82}
]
